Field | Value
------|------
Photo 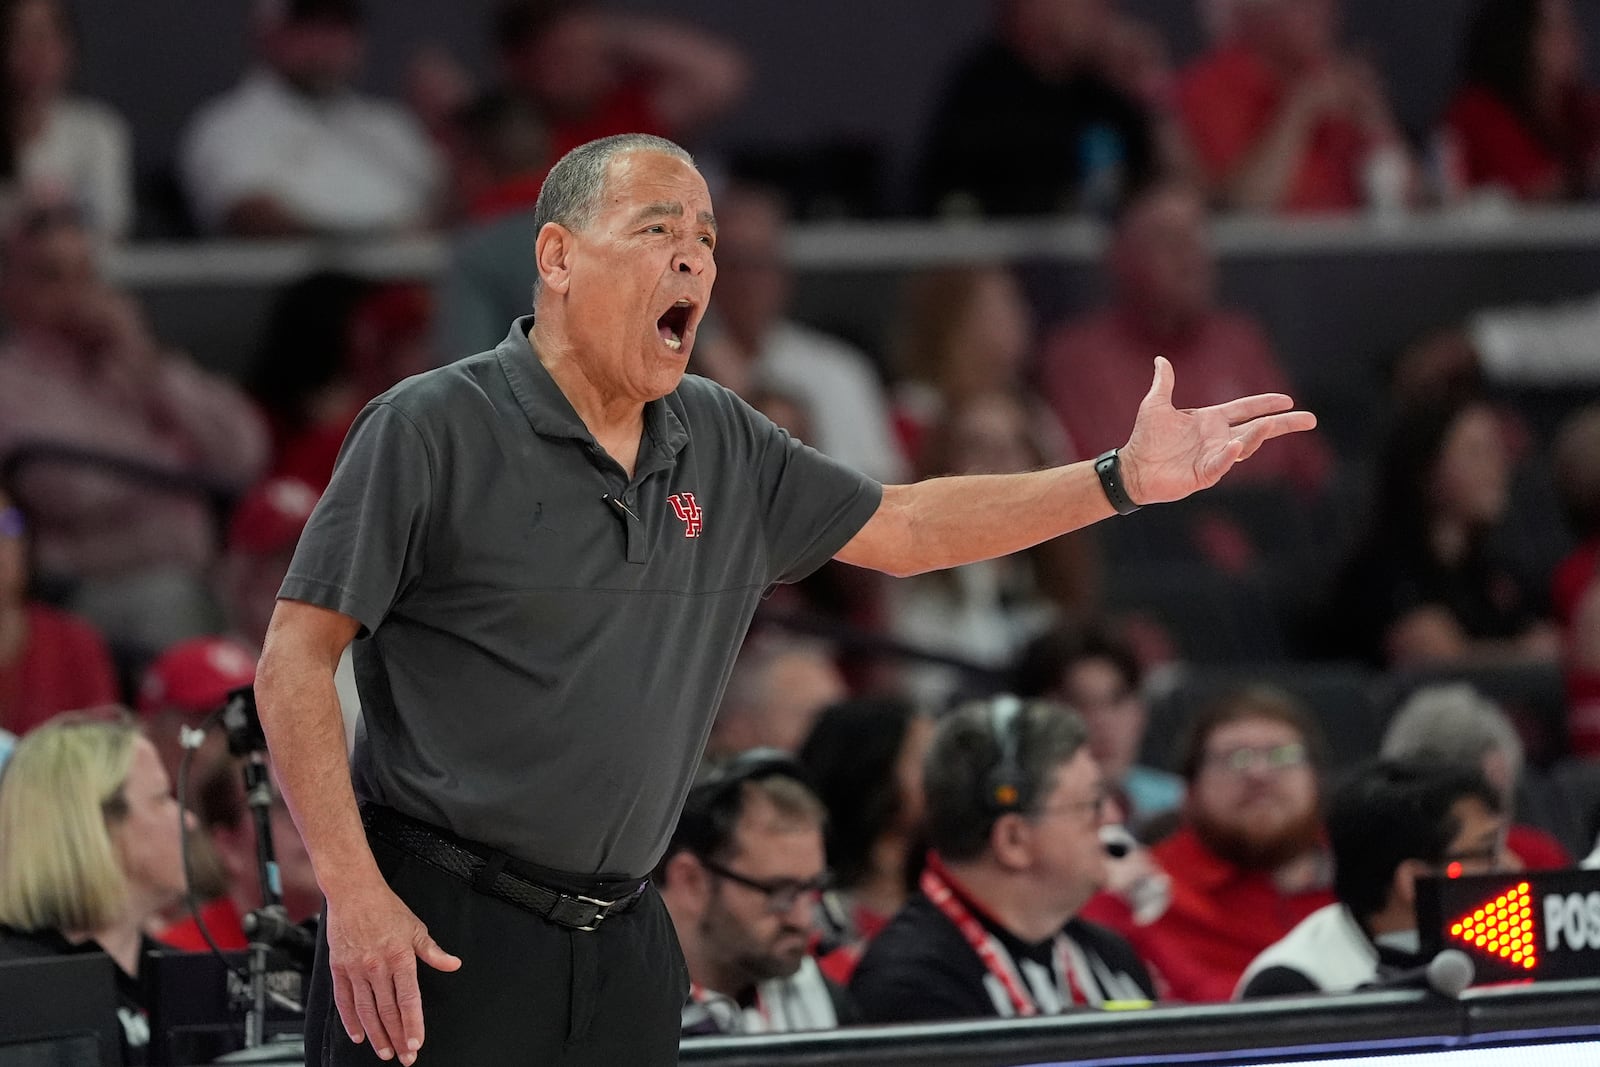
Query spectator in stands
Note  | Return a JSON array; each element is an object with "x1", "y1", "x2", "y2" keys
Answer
[
  {"x1": 0, "y1": 200, "x2": 268, "y2": 653},
  {"x1": 450, "y1": 90, "x2": 552, "y2": 223},
  {"x1": 494, "y1": 0, "x2": 747, "y2": 162},
  {"x1": 1323, "y1": 391, "x2": 1559, "y2": 668},
  {"x1": 134, "y1": 635, "x2": 258, "y2": 787},
  {"x1": 0, "y1": 713, "x2": 197, "y2": 1065},
  {"x1": 213, "y1": 476, "x2": 364, "y2": 753},
  {"x1": 217, "y1": 477, "x2": 321, "y2": 650},
  {"x1": 1177, "y1": 0, "x2": 1414, "y2": 214},
  {"x1": 133, "y1": 635, "x2": 259, "y2": 927},
  {"x1": 706, "y1": 635, "x2": 849, "y2": 761},
  {"x1": 889, "y1": 265, "x2": 1066, "y2": 466},
  {"x1": 917, "y1": 0, "x2": 1159, "y2": 217},
  {"x1": 1104, "y1": 13, "x2": 1199, "y2": 186},
  {"x1": 1236, "y1": 760, "x2": 1508, "y2": 997},
  {"x1": 1552, "y1": 406, "x2": 1600, "y2": 758},
  {"x1": 798, "y1": 697, "x2": 936, "y2": 984},
  {"x1": 2, "y1": 0, "x2": 133, "y2": 238},
  {"x1": 655, "y1": 750, "x2": 851, "y2": 1034},
  {"x1": 1012, "y1": 621, "x2": 1184, "y2": 831},
  {"x1": 1041, "y1": 180, "x2": 1331, "y2": 494},
  {"x1": 159, "y1": 759, "x2": 321, "y2": 954},
  {"x1": 1082, "y1": 685, "x2": 1335, "y2": 1002},
  {"x1": 888, "y1": 388, "x2": 1099, "y2": 708},
  {"x1": 1381, "y1": 682, "x2": 1572, "y2": 870},
  {"x1": 248, "y1": 274, "x2": 433, "y2": 491},
  {"x1": 689, "y1": 184, "x2": 906, "y2": 483},
  {"x1": 851, "y1": 697, "x2": 1155, "y2": 1020},
  {"x1": 179, "y1": 0, "x2": 441, "y2": 237},
  {"x1": 0, "y1": 487, "x2": 118, "y2": 736},
  {"x1": 1443, "y1": 0, "x2": 1600, "y2": 203}
]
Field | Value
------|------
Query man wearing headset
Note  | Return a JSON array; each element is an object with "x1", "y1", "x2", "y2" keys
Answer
[
  {"x1": 655, "y1": 750, "x2": 853, "y2": 1035},
  {"x1": 850, "y1": 697, "x2": 1155, "y2": 1021}
]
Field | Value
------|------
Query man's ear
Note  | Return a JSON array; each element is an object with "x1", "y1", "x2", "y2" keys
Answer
[
  {"x1": 989, "y1": 813, "x2": 1032, "y2": 871},
  {"x1": 1393, "y1": 858, "x2": 1429, "y2": 911},
  {"x1": 664, "y1": 850, "x2": 710, "y2": 905},
  {"x1": 535, "y1": 222, "x2": 575, "y2": 295}
]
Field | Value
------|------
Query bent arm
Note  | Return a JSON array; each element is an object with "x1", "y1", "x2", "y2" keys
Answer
[{"x1": 256, "y1": 599, "x2": 377, "y2": 898}]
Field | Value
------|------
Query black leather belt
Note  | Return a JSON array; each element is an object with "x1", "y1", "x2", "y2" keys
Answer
[{"x1": 361, "y1": 805, "x2": 647, "y2": 932}]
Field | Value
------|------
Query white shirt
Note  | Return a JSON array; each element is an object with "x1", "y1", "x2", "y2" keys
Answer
[
  {"x1": 180, "y1": 69, "x2": 440, "y2": 234},
  {"x1": 752, "y1": 320, "x2": 907, "y2": 484},
  {"x1": 19, "y1": 97, "x2": 133, "y2": 239},
  {"x1": 1234, "y1": 903, "x2": 1380, "y2": 998},
  {"x1": 1469, "y1": 292, "x2": 1600, "y2": 384},
  {"x1": 681, "y1": 957, "x2": 840, "y2": 1035}
]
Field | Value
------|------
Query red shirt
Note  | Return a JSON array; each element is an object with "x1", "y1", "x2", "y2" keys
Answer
[
  {"x1": 1444, "y1": 85, "x2": 1600, "y2": 201},
  {"x1": 549, "y1": 83, "x2": 667, "y2": 161},
  {"x1": 0, "y1": 603, "x2": 119, "y2": 735},
  {"x1": 158, "y1": 898, "x2": 248, "y2": 952},
  {"x1": 1178, "y1": 45, "x2": 1368, "y2": 214},
  {"x1": 1039, "y1": 307, "x2": 1330, "y2": 494},
  {"x1": 1507, "y1": 824, "x2": 1572, "y2": 872},
  {"x1": 1080, "y1": 825, "x2": 1335, "y2": 1003}
]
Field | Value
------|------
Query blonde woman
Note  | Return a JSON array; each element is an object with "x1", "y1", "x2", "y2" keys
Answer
[{"x1": 0, "y1": 712, "x2": 194, "y2": 1065}]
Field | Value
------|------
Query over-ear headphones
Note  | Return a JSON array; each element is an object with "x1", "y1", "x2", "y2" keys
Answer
[{"x1": 984, "y1": 695, "x2": 1028, "y2": 814}]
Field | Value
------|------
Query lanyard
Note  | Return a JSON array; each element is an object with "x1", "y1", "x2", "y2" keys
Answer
[{"x1": 920, "y1": 864, "x2": 1079, "y2": 1016}]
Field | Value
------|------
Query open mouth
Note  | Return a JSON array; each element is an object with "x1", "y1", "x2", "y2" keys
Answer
[{"x1": 656, "y1": 300, "x2": 693, "y2": 352}]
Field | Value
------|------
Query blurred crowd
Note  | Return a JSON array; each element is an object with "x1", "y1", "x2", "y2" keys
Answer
[{"x1": 3, "y1": 0, "x2": 1600, "y2": 1059}]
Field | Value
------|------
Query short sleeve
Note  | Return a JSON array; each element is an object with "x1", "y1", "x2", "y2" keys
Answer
[
  {"x1": 279, "y1": 402, "x2": 433, "y2": 634},
  {"x1": 745, "y1": 403, "x2": 882, "y2": 587}
]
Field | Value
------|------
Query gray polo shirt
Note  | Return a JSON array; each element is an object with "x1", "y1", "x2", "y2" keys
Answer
[{"x1": 280, "y1": 318, "x2": 881, "y2": 877}]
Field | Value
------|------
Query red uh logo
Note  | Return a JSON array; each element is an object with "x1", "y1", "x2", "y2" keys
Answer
[{"x1": 668, "y1": 492, "x2": 703, "y2": 538}]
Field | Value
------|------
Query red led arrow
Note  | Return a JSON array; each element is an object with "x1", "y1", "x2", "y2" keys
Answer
[{"x1": 1448, "y1": 882, "x2": 1537, "y2": 971}]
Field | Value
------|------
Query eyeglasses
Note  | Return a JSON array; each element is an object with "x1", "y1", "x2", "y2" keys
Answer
[
  {"x1": 0, "y1": 507, "x2": 23, "y2": 539},
  {"x1": 701, "y1": 859, "x2": 831, "y2": 914},
  {"x1": 1029, "y1": 788, "x2": 1113, "y2": 824},
  {"x1": 1203, "y1": 742, "x2": 1308, "y2": 776}
]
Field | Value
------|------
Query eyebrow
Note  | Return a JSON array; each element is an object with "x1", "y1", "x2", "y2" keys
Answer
[{"x1": 630, "y1": 202, "x2": 718, "y2": 233}]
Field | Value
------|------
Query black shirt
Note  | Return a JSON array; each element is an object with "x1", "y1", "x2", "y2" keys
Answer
[
  {"x1": 282, "y1": 319, "x2": 882, "y2": 876},
  {"x1": 849, "y1": 889, "x2": 1156, "y2": 1023},
  {"x1": 917, "y1": 39, "x2": 1157, "y2": 217},
  {"x1": 0, "y1": 924, "x2": 159, "y2": 1065}
]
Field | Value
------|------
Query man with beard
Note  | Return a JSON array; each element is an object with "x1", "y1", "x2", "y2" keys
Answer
[
  {"x1": 850, "y1": 697, "x2": 1155, "y2": 1021},
  {"x1": 654, "y1": 750, "x2": 851, "y2": 1035},
  {"x1": 1082, "y1": 685, "x2": 1334, "y2": 1001}
]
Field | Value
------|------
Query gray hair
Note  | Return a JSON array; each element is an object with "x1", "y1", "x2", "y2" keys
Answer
[
  {"x1": 529, "y1": 133, "x2": 696, "y2": 302},
  {"x1": 1380, "y1": 683, "x2": 1524, "y2": 789}
]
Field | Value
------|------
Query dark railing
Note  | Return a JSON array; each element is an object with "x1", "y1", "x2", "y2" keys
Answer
[{"x1": 678, "y1": 979, "x2": 1600, "y2": 1067}]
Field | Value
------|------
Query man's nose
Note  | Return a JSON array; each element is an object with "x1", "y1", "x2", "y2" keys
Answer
[{"x1": 674, "y1": 244, "x2": 710, "y2": 275}]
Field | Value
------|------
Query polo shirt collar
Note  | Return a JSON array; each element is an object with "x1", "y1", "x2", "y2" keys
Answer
[{"x1": 495, "y1": 315, "x2": 689, "y2": 459}]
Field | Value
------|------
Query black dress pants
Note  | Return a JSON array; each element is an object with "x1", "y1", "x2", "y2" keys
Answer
[{"x1": 304, "y1": 834, "x2": 689, "y2": 1066}]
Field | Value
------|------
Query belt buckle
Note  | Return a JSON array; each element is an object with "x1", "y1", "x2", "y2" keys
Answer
[{"x1": 552, "y1": 892, "x2": 618, "y2": 931}]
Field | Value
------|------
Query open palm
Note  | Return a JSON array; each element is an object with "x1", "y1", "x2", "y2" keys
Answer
[{"x1": 1120, "y1": 356, "x2": 1318, "y2": 506}]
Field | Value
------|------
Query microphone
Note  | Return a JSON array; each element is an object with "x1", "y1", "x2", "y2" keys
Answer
[
  {"x1": 1100, "y1": 824, "x2": 1136, "y2": 859},
  {"x1": 1362, "y1": 949, "x2": 1475, "y2": 998},
  {"x1": 242, "y1": 905, "x2": 317, "y2": 972}
]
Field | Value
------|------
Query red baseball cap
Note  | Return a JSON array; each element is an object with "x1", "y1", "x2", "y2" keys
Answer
[
  {"x1": 137, "y1": 637, "x2": 259, "y2": 717},
  {"x1": 228, "y1": 477, "x2": 320, "y2": 556}
]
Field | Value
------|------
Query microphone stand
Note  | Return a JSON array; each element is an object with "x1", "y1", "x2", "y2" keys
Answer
[
  {"x1": 240, "y1": 746, "x2": 282, "y2": 1050},
  {"x1": 220, "y1": 685, "x2": 289, "y2": 1052}
]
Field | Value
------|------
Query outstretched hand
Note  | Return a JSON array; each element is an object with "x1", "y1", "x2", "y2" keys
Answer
[{"x1": 1119, "y1": 356, "x2": 1317, "y2": 506}]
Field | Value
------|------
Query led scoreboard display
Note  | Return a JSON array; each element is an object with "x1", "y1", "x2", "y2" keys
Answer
[{"x1": 1417, "y1": 868, "x2": 1600, "y2": 982}]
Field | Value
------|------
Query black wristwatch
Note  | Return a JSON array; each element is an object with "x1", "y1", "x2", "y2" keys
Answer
[{"x1": 1094, "y1": 448, "x2": 1141, "y2": 516}]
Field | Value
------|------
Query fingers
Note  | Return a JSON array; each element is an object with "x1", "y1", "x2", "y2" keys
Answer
[
  {"x1": 349, "y1": 968, "x2": 397, "y2": 1061},
  {"x1": 331, "y1": 968, "x2": 365, "y2": 1046},
  {"x1": 1230, "y1": 411, "x2": 1319, "y2": 464},
  {"x1": 1211, "y1": 392, "x2": 1296, "y2": 425},
  {"x1": 390, "y1": 956, "x2": 426, "y2": 1065}
]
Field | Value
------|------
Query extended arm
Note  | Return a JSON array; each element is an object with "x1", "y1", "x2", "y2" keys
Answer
[{"x1": 836, "y1": 357, "x2": 1315, "y2": 576}]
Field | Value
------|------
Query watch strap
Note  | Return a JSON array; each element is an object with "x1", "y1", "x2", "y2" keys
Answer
[{"x1": 1094, "y1": 448, "x2": 1141, "y2": 516}]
